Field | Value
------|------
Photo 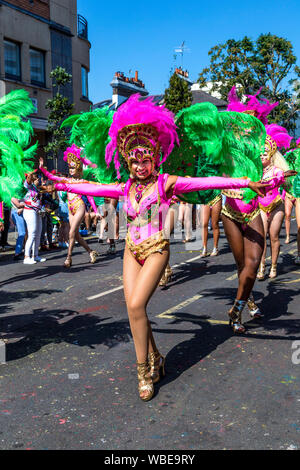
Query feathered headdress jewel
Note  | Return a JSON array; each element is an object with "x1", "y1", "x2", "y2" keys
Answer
[{"x1": 105, "y1": 94, "x2": 179, "y2": 177}]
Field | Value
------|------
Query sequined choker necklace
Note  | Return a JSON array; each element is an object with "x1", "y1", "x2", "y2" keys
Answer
[{"x1": 134, "y1": 176, "x2": 157, "y2": 203}]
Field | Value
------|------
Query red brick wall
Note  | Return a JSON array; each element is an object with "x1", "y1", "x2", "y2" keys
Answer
[{"x1": 5, "y1": 0, "x2": 50, "y2": 20}]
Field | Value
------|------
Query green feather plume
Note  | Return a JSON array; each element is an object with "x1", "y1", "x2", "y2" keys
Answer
[
  {"x1": 164, "y1": 103, "x2": 265, "y2": 204},
  {"x1": 61, "y1": 106, "x2": 123, "y2": 183},
  {"x1": 283, "y1": 148, "x2": 300, "y2": 196},
  {"x1": 0, "y1": 89, "x2": 36, "y2": 117}
]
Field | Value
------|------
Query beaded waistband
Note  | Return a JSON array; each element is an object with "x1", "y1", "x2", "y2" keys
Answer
[
  {"x1": 222, "y1": 203, "x2": 260, "y2": 225},
  {"x1": 259, "y1": 195, "x2": 283, "y2": 214},
  {"x1": 126, "y1": 230, "x2": 169, "y2": 263}
]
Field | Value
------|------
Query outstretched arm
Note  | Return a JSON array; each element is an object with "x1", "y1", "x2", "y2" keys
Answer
[
  {"x1": 55, "y1": 180, "x2": 124, "y2": 199},
  {"x1": 39, "y1": 160, "x2": 66, "y2": 183},
  {"x1": 168, "y1": 175, "x2": 269, "y2": 198},
  {"x1": 261, "y1": 169, "x2": 296, "y2": 192}
]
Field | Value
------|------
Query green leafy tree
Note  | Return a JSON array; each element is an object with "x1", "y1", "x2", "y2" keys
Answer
[
  {"x1": 164, "y1": 72, "x2": 192, "y2": 115},
  {"x1": 44, "y1": 66, "x2": 74, "y2": 168},
  {"x1": 198, "y1": 34, "x2": 300, "y2": 133}
]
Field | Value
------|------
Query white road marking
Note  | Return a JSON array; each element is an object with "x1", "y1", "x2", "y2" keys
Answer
[
  {"x1": 87, "y1": 285, "x2": 123, "y2": 300},
  {"x1": 157, "y1": 294, "x2": 203, "y2": 319},
  {"x1": 86, "y1": 254, "x2": 202, "y2": 300}
]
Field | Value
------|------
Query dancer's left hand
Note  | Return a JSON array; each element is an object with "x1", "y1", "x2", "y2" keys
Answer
[{"x1": 248, "y1": 181, "x2": 271, "y2": 197}]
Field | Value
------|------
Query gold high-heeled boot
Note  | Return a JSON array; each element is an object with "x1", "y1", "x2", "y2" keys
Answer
[
  {"x1": 269, "y1": 263, "x2": 277, "y2": 279},
  {"x1": 63, "y1": 256, "x2": 72, "y2": 268},
  {"x1": 159, "y1": 264, "x2": 173, "y2": 287},
  {"x1": 148, "y1": 351, "x2": 166, "y2": 384},
  {"x1": 89, "y1": 250, "x2": 98, "y2": 264},
  {"x1": 257, "y1": 262, "x2": 265, "y2": 281},
  {"x1": 137, "y1": 362, "x2": 154, "y2": 402},
  {"x1": 247, "y1": 293, "x2": 263, "y2": 319},
  {"x1": 228, "y1": 300, "x2": 246, "y2": 334}
]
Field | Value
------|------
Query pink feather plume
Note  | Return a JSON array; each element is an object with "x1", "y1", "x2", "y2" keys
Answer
[{"x1": 105, "y1": 94, "x2": 179, "y2": 175}]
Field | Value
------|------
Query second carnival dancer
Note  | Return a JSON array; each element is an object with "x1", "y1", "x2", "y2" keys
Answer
[
  {"x1": 283, "y1": 140, "x2": 300, "y2": 264},
  {"x1": 282, "y1": 140, "x2": 300, "y2": 246},
  {"x1": 40, "y1": 95, "x2": 269, "y2": 402},
  {"x1": 40, "y1": 145, "x2": 99, "y2": 267},
  {"x1": 256, "y1": 124, "x2": 294, "y2": 280},
  {"x1": 223, "y1": 87, "x2": 296, "y2": 332}
]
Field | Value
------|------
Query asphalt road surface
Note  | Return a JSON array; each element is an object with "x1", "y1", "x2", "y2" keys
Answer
[{"x1": 0, "y1": 223, "x2": 300, "y2": 450}]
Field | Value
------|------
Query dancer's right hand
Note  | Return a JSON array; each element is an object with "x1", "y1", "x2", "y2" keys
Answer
[
  {"x1": 284, "y1": 170, "x2": 297, "y2": 178},
  {"x1": 39, "y1": 157, "x2": 44, "y2": 168}
]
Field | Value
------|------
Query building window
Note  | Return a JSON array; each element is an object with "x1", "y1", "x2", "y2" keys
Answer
[
  {"x1": 4, "y1": 40, "x2": 21, "y2": 80},
  {"x1": 30, "y1": 48, "x2": 45, "y2": 87},
  {"x1": 81, "y1": 66, "x2": 89, "y2": 98},
  {"x1": 78, "y1": 15, "x2": 88, "y2": 40}
]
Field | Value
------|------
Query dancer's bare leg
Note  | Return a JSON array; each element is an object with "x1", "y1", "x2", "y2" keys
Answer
[
  {"x1": 268, "y1": 205, "x2": 284, "y2": 267},
  {"x1": 222, "y1": 214, "x2": 264, "y2": 300},
  {"x1": 201, "y1": 205, "x2": 210, "y2": 250},
  {"x1": 211, "y1": 199, "x2": 222, "y2": 250},
  {"x1": 285, "y1": 198, "x2": 293, "y2": 243},
  {"x1": 296, "y1": 200, "x2": 300, "y2": 257},
  {"x1": 260, "y1": 210, "x2": 269, "y2": 269},
  {"x1": 183, "y1": 204, "x2": 193, "y2": 241},
  {"x1": 67, "y1": 204, "x2": 91, "y2": 259},
  {"x1": 123, "y1": 246, "x2": 169, "y2": 364},
  {"x1": 238, "y1": 216, "x2": 264, "y2": 297}
]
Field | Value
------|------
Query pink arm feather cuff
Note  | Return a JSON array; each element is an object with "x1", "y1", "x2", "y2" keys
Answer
[
  {"x1": 54, "y1": 181, "x2": 124, "y2": 199},
  {"x1": 40, "y1": 166, "x2": 65, "y2": 182},
  {"x1": 173, "y1": 176, "x2": 250, "y2": 196}
]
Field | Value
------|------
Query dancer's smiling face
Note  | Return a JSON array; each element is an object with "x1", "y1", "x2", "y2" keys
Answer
[
  {"x1": 69, "y1": 162, "x2": 82, "y2": 178},
  {"x1": 129, "y1": 148, "x2": 154, "y2": 180}
]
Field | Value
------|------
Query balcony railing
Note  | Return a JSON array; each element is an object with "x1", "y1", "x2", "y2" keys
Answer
[{"x1": 78, "y1": 14, "x2": 88, "y2": 40}]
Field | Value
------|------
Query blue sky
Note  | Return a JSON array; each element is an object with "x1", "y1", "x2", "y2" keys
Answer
[{"x1": 77, "y1": 0, "x2": 300, "y2": 105}]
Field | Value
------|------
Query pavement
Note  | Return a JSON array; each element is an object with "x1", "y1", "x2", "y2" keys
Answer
[{"x1": 0, "y1": 223, "x2": 300, "y2": 450}]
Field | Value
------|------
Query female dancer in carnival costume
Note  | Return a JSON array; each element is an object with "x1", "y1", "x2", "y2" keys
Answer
[
  {"x1": 223, "y1": 87, "x2": 296, "y2": 332},
  {"x1": 282, "y1": 140, "x2": 300, "y2": 246},
  {"x1": 256, "y1": 124, "x2": 294, "y2": 280},
  {"x1": 0, "y1": 90, "x2": 37, "y2": 242},
  {"x1": 282, "y1": 140, "x2": 300, "y2": 264},
  {"x1": 40, "y1": 144, "x2": 99, "y2": 267},
  {"x1": 41, "y1": 95, "x2": 268, "y2": 401}
]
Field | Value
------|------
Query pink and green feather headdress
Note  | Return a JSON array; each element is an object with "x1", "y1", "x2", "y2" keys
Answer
[
  {"x1": 63, "y1": 143, "x2": 96, "y2": 170},
  {"x1": 227, "y1": 86, "x2": 292, "y2": 155},
  {"x1": 227, "y1": 86, "x2": 278, "y2": 125},
  {"x1": 105, "y1": 94, "x2": 179, "y2": 177}
]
